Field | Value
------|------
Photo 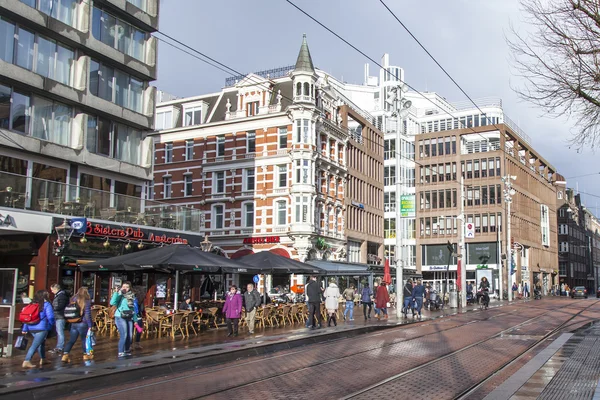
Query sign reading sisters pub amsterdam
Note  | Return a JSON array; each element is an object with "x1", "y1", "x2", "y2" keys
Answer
[{"x1": 243, "y1": 236, "x2": 280, "y2": 245}]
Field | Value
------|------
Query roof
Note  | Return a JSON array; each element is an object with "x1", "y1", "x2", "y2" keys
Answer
[
  {"x1": 306, "y1": 260, "x2": 372, "y2": 276},
  {"x1": 294, "y1": 34, "x2": 315, "y2": 73}
]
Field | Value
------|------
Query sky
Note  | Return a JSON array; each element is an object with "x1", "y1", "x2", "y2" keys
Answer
[{"x1": 156, "y1": 0, "x2": 600, "y2": 214}]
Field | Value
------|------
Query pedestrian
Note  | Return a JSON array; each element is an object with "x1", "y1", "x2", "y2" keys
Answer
[
  {"x1": 402, "y1": 279, "x2": 414, "y2": 318},
  {"x1": 110, "y1": 281, "x2": 137, "y2": 358},
  {"x1": 306, "y1": 276, "x2": 323, "y2": 329},
  {"x1": 411, "y1": 279, "x2": 425, "y2": 320},
  {"x1": 560, "y1": 283, "x2": 565, "y2": 296},
  {"x1": 375, "y1": 282, "x2": 390, "y2": 320},
  {"x1": 524, "y1": 282, "x2": 529, "y2": 298},
  {"x1": 133, "y1": 287, "x2": 145, "y2": 350},
  {"x1": 243, "y1": 283, "x2": 261, "y2": 335},
  {"x1": 21, "y1": 290, "x2": 55, "y2": 368},
  {"x1": 361, "y1": 283, "x2": 373, "y2": 319},
  {"x1": 49, "y1": 283, "x2": 68, "y2": 355},
  {"x1": 179, "y1": 296, "x2": 193, "y2": 311},
  {"x1": 512, "y1": 282, "x2": 518, "y2": 299},
  {"x1": 222, "y1": 285, "x2": 242, "y2": 337},
  {"x1": 61, "y1": 287, "x2": 93, "y2": 363},
  {"x1": 518, "y1": 282, "x2": 523, "y2": 298},
  {"x1": 324, "y1": 280, "x2": 340, "y2": 327},
  {"x1": 342, "y1": 284, "x2": 356, "y2": 321}
]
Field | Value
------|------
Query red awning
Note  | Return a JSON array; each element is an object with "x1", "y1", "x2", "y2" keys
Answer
[
  {"x1": 269, "y1": 248, "x2": 290, "y2": 258},
  {"x1": 230, "y1": 249, "x2": 254, "y2": 259}
]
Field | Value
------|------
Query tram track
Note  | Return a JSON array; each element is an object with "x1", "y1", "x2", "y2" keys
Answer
[
  {"x1": 70, "y1": 300, "x2": 581, "y2": 400},
  {"x1": 341, "y1": 300, "x2": 599, "y2": 400}
]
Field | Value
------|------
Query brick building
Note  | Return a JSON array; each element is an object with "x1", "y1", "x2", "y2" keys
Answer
[
  {"x1": 415, "y1": 124, "x2": 559, "y2": 296},
  {"x1": 152, "y1": 36, "x2": 384, "y2": 291}
]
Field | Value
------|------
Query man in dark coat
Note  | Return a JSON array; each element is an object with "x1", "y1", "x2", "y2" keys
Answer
[
  {"x1": 243, "y1": 283, "x2": 261, "y2": 334},
  {"x1": 305, "y1": 276, "x2": 323, "y2": 329},
  {"x1": 50, "y1": 283, "x2": 68, "y2": 353}
]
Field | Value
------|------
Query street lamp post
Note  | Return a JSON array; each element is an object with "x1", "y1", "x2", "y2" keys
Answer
[
  {"x1": 387, "y1": 83, "x2": 411, "y2": 319},
  {"x1": 502, "y1": 175, "x2": 517, "y2": 301}
]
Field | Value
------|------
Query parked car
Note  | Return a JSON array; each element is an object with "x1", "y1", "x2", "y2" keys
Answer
[{"x1": 571, "y1": 286, "x2": 587, "y2": 299}]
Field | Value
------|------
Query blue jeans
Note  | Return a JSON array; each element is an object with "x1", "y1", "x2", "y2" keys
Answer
[
  {"x1": 403, "y1": 297, "x2": 413, "y2": 314},
  {"x1": 115, "y1": 317, "x2": 133, "y2": 354},
  {"x1": 64, "y1": 322, "x2": 88, "y2": 354},
  {"x1": 55, "y1": 318, "x2": 66, "y2": 350},
  {"x1": 343, "y1": 302, "x2": 354, "y2": 319},
  {"x1": 375, "y1": 307, "x2": 388, "y2": 316},
  {"x1": 25, "y1": 330, "x2": 48, "y2": 361},
  {"x1": 414, "y1": 297, "x2": 423, "y2": 315}
]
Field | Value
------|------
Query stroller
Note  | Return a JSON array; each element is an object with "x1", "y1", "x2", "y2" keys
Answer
[
  {"x1": 533, "y1": 288, "x2": 542, "y2": 300},
  {"x1": 466, "y1": 291, "x2": 475, "y2": 305}
]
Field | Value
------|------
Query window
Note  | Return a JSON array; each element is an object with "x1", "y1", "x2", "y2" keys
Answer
[
  {"x1": 92, "y1": 7, "x2": 146, "y2": 61},
  {"x1": 295, "y1": 196, "x2": 309, "y2": 223},
  {"x1": 155, "y1": 110, "x2": 173, "y2": 130},
  {"x1": 20, "y1": 0, "x2": 79, "y2": 27},
  {"x1": 184, "y1": 106, "x2": 202, "y2": 126},
  {"x1": 296, "y1": 159, "x2": 310, "y2": 184},
  {"x1": 276, "y1": 201, "x2": 286, "y2": 225},
  {"x1": 216, "y1": 136, "x2": 225, "y2": 157},
  {"x1": 278, "y1": 165, "x2": 287, "y2": 188},
  {"x1": 89, "y1": 60, "x2": 144, "y2": 113},
  {"x1": 214, "y1": 171, "x2": 225, "y2": 193},
  {"x1": 244, "y1": 203, "x2": 254, "y2": 228},
  {"x1": 384, "y1": 166, "x2": 396, "y2": 186},
  {"x1": 87, "y1": 117, "x2": 142, "y2": 164},
  {"x1": 213, "y1": 205, "x2": 224, "y2": 229},
  {"x1": 246, "y1": 101, "x2": 259, "y2": 116},
  {"x1": 244, "y1": 168, "x2": 255, "y2": 191},
  {"x1": 185, "y1": 140, "x2": 193, "y2": 161},
  {"x1": 184, "y1": 174, "x2": 192, "y2": 197},
  {"x1": 246, "y1": 131, "x2": 256, "y2": 153},
  {"x1": 1, "y1": 86, "x2": 29, "y2": 134},
  {"x1": 164, "y1": 143, "x2": 173, "y2": 163},
  {"x1": 296, "y1": 119, "x2": 310, "y2": 143},
  {"x1": 31, "y1": 97, "x2": 71, "y2": 146},
  {"x1": 163, "y1": 176, "x2": 171, "y2": 199},
  {"x1": 278, "y1": 127, "x2": 288, "y2": 149}
]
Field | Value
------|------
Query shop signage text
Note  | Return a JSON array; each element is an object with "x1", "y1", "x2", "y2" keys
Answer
[
  {"x1": 85, "y1": 222, "x2": 188, "y2": 244},
  {"x1": 243, "y1": 236, "x2": 280, "y2": 245}
]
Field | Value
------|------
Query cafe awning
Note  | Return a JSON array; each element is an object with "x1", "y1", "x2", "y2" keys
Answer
[
  {"x1": 239, "y1": 251, "x2": 325, "y2": 274},
  {"x1": 305, "y1": 260, "x2": 373, "y2": 276}
]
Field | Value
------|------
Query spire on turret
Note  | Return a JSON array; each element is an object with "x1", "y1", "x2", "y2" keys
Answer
[{"x1": 294, "y1": 34, "x2": 315, "y2": 73}]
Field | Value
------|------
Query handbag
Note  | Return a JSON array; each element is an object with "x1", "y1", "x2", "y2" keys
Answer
[
  {"x1": 120, "y1": 309, "x2": 134, "y2": 319},
  {"x1": 15, "y1": 335, "x2": 28, "y2": 350}
]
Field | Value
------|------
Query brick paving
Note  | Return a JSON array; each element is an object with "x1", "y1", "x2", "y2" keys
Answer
[{"x1": 55, "y1": 298, "x2": 592, "y2": 400}]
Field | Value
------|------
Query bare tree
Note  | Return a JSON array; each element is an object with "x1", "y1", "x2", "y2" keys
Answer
[{"x1": 508, "y1": 0, "x2": 600, "y2": 149}]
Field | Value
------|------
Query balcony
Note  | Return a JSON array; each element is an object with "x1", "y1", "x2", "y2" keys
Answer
[{"x1": 0, "y1": 171, "x2": 201, "y2": 232}]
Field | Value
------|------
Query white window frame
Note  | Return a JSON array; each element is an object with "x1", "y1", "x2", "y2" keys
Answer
[
  {"x1": 185, "y1": 139, "x2": 194, "y2": 161},
  {"x1": 164, "y1": 142, "x2": 173, "y2": 163},
  {"x1": 246, "y1": 131, "x2": 256, "y2": 153},
  {"x1": 214, "y1": 171, "x2": 225, "y2": 193},
  {"x1": 216, "y1": 136, "x2": 225, "y2": 157},
  {"x1": 277, "y1": 165, "x2": 287, "y2": 188},
  {"x1": 163, "y1": 176, "x2": 171, "y2": 199},
  {"x1": 184, "y1": 174, "x2": 192, "y2": 197},
  {"x1": 243, "y1": 201, "x2": 255, "y2": 228},
  {"x1": 212, "y1": 204, "x2": 224, "y2": 230},
  {"x1": 183, "y1": 105, "x2": 202, "y2": 126},
  {"x1": 276, "y1": 200, "x2": 287, "y2": 226},
  {"x1": 244, "y1": 168, "x2": 255, "y2": 192},
  {"x1": 155, "y1": 109, "x2": 173, "y2": 130},
  {"x1": 278, "y1": 127, "x2": 288, "y2": 149}
]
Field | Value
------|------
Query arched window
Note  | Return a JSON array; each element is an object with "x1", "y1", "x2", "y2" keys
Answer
[
  {"x1": 296, "y1": 82, "x2": 301, "y2": 96},
  {"x1": 304, "y1": 82, "x2": 309, "y2": 96},
  {"x1": 557, "y1": 191, "x2": 563, "y2": 199}
]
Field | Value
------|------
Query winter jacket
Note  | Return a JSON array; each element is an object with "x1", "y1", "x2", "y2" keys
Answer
[
  {"x1": 361, "y1": 287, "x2": 373, "y2": 303},
  {"x1": 324, "y1": 283, "x2": 340, "y2": 311},
  {"x1": 306, "y1": 280, "x2": 322, "y2": 304},
  {"x1": 110, "y1": 292, "x2": 139, "y2": 322},
  {"x1": 222, "y1": 292, "x2": 243, "y2": 319},
  {"x1": 52, "y1": 290, "x2": 69, "y2": 320},
  {"x1": 69, "y1": 296, "x2": 93, "y2": 329},
  {"x1": 22, "y1": 300, "x2": 55, "y2": 333},
  {"x1": 243, "y1": 289, "x2": 261, "y2": 312},
  {"x1": 342, "y1": 288, "x2": 356, "y2": 301},
  {"x1": 411, "y1": 284, "x2": 425, "y2": 299},
  {"x1": 375, "y1": 285, "x2": 390, "y2": 309},
  {"x1": 479, "y1": 280, "x2": 490, "y2": 292}
]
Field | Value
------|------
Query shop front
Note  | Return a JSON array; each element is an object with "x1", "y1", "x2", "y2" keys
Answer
[{"x1": 52, "y1": 218, "x2": 207, "y2": 305}]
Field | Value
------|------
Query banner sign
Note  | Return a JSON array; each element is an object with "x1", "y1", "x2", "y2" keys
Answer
[{"x1": 400, "y1": 195, "x2": 415, "y2": 217}]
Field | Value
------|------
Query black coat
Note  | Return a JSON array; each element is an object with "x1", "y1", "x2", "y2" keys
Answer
[
  {"x1": 306, "y1": 280, "x2": 322, "y2": 303},
  {"x1": 52, "y1": 290, "x2": 69, "y2": 320},
  {"x1": 243, "y1": 290, "x2": 261, "y2": 312}
]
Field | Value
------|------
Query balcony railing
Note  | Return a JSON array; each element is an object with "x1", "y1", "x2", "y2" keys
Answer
[{"x1": 0, "y1": 171, "x2": 201, "y2": 232}]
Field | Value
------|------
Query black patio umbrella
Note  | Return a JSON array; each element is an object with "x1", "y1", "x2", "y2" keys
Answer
[{"x1": 239, "y1": 251, "x2": 324, "y2": 274}]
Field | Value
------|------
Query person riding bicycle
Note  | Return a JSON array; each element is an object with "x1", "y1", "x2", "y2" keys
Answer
[{"x1": 478, "y1": 277, "x2": 490, "y2": 308}]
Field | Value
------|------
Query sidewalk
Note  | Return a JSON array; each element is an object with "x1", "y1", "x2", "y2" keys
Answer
[{"x1": 0, "y1": 298, "x2": 511, "y2": 398}]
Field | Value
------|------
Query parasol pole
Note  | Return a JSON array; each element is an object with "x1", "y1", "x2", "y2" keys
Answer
[{"x1": 173, "y1": 270, "x2": 179, "y2": 310}]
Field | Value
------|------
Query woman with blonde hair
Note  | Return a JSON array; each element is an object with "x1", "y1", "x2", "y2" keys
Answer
[{"x1": 61, "y1": 287, "x2": 93, "y2": 362}]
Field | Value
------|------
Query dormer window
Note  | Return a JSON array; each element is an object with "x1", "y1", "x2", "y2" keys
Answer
[
  {"x1": 184, "y1": 105, "x2": 202, "y2": 126},
  {"x1": 246, "y1": 101, "x2": 259, "y2": 116}
]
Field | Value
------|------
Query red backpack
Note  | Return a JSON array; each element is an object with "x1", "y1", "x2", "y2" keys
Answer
[{"x1": 19, "y1": 303, "x2": 41, "y2": 324}]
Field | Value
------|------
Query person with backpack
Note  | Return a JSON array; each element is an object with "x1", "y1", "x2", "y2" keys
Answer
[
  {"x1": 361, "y1": 283, "x2": 373, "y2": 319},
  {"x1": 49, "y1": 283, "x2": 68, "y2": 355},
  {"x1": 110, "y1": 281, "x2": 138, "y2": 358},
  {"x1": 61, "y1": 287, "x2": 93, "y2": 362},
  {"x1": 402, "y1": 279, "x2": 414, "y2": 318},
  {"x1": 21, "y1": 290, "x2": 55, "y2": 368},
  {"x1": 243, "y1": 283, "x2": 261, "y2": 335}
]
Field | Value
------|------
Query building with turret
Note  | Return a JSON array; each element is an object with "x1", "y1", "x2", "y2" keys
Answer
[{"x1": 152, "y1": 36, "x2": 384, "y2": 291}]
